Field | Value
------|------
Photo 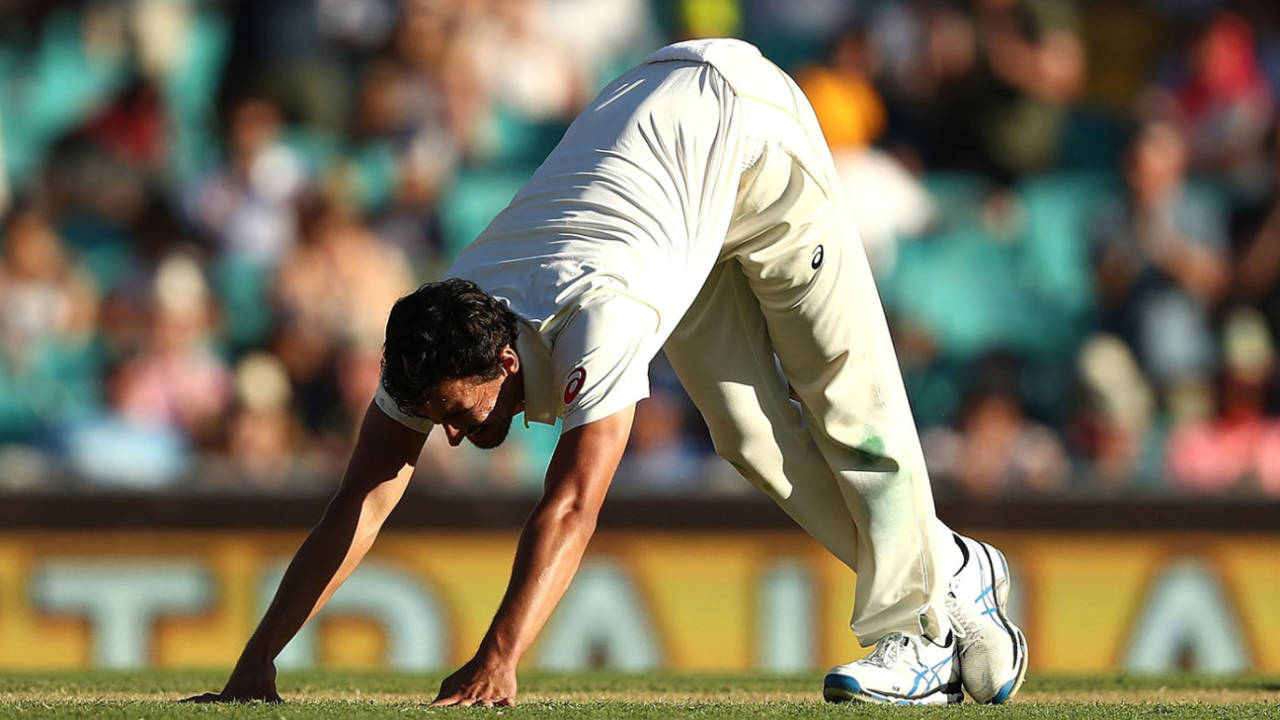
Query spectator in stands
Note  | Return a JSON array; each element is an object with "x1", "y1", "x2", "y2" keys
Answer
[
  {"x1": 926, "y1": 0, "x2": 1085, "y2": 180},
  {"x1": 797, "y1": 26, "x2": 886, "y2": 153},
  {"x1": 270, "y1": 318, "x2": 342, "y2": 450},
  {"x1": 104, "y1": 200, "x2": 204, "y2": 348},
  {"x1": 220, "y1": 0, "x2": 350, "y2": 133},
  {"x1": 1166, "y1": 308, "x2": 1280, "y2": 495},
  {"x1": 0, "y1": 208, "x2": 101, "y2": 442},
  {"x1": 221, "y1": 352, "x2": 305, "y2": 489},
  {"x1": 1157, "y1": 13, "x2": 1274, "y2": 193},
  {"x1": 1255, "y1": 4, "x2": 1280, "y2": 91},
  {"x1": 354, "y1": 58, "x2": 450, "y2": 147},
  {"x1": 270, "y1": 196, "x2": 412, "y2": 457},
  {"x1": 1093, "y1": 122, "x2": 1229, "y2": 390},
  {"x1": 188, "y1": 97, "x2": 307, "y2": 268},
  {"x1": 614, "y1": 389, "x2": 712, "y2": 494},
  {"x1": 63, "y1": 355, "x2": 192, "y2": 489},
  {"x1": 353, "y1": 14, "x2": 461, "y2": 174},
  {"x1": 0, "y1": 208, "x2": 98, "y2": 372},
  {"x1": 275, "y1": 197, "x2": 414, "y2": 351},
  {"x1": 1233, "y1": 123, "x2": 1280, "y2": 344},
  {"x1": 332, "y1": 343, "x2": 384, "y2": 446},
  {"x1": 463, "y1": 0, "x2": 584, "y2": 123},
  {"x1": 85, "y1": 79, "x2": 167, "y2": 176},
  {"x1": 390, "y1": 1, "x2": 491, "y2": 161},
  {"x1": 1067, "y1": 335, "x2": 1162, "y2": 492},
  {"x1": 112, "y1": 255, "x2": 231, "y2": 448},
  {"x1": 923, "y1": 387, "x2": 1069, "y2": 500},
  {"x1": 369, "y1": 142, "x2": 451, "y2": 273},
  {"x1": 355, "y1": 49, "x2": 456, "y2": 270},
  {"x1": 975, "y1": 0, "x2": 1085, "y2": 178},
  {"x1": 543, "y1": 0, "x2": 656, "y2": 92},
  {"x1": 798, "y1": 24, "x2": 934, "y2": 274}
]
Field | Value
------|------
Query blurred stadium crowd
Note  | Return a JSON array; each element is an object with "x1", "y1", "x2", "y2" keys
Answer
[{"x1": 1, "y1": 0, "x2": 1279, "y2": 499}]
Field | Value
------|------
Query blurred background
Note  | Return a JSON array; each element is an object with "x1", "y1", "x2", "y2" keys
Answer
[{"x1": 0, "y1": 0, "x2": 1277, "y2": 677}]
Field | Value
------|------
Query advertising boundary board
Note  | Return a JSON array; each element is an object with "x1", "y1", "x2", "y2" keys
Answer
[{"x1": 0, "y1": 501, "x2": 1276, "y2": 674}]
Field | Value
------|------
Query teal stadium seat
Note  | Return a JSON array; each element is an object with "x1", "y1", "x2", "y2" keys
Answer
[
  {"x1": 882, "y1": 226, "x2": 1039, "y2": 361},
  {"x1": 161, "y1": 5, "x2": 232, "y2": 183},
  {"x1": 56, "y1": 216, "x2": 134, "y2": 292},
  {"x1": 0, "y1": 368, "x2": 40, "y2": 442},
  {"x1": 350, "y1": 141, "x2": 398, "y2": 212},
  {"x1": 1015, "y1": 170, "x2": 1119, "y2": 355},
  {"x1": 30, "y1": 340, "x2": 104, "y2": 422},
  {"x1": 281, "y1": 128, "x2": 341, "y2": 181},
  {"x1": 491, "y1": 108, "x2": 568, "y2": 167},
  {"x1": 211, "y1": 255, "x2": 274, "y2": 354},
  {"x1": 0, "y1": 339, "x2": 102, "y2": 442},
  {"x1": 508, "y1": 419, "x2": 562, "y2": 489},
  {"x1": 0, "y1": 8, "x2": 127, "y2": 182},
  {"x1": 881, "y1": 172, "x2": 1054, "y2": 422},
  {"x1": 438, "y1": 166, "x2": 535, "y2": 259},
  {"x1": 921, "y1": 172, "x2": 989, "y2": 231}
]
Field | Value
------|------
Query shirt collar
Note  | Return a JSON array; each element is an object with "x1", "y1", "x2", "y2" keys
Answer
[{"x1": 515, "y1": 320, "x2": 557, "y2": 427}]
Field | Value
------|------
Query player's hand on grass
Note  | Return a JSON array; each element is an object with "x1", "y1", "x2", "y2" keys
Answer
[
  {"x1": 180, "y1": 659, "x2": 282, "y2": 704},
  {"x1": 429, "y1": 655, "x2": 517, "y2": 707}
]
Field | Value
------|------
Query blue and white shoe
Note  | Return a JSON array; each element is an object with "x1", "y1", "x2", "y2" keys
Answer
[
  {"x1": 823, "y1": 631, "x2": 963, "y2": 705},
  {"x1": 947, "y1": 533, "x2": 1029, "y2": 704}
]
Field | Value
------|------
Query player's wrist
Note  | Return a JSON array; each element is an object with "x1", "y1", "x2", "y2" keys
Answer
[
  {"x1": 474, "y1": 636, "x2": 518, "y2": 673},
  {"x1": 233, "y1": 639, "x2": 275, "y2": 674}
]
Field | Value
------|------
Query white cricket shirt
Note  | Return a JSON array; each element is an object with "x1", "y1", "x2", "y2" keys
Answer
[{"x1": 377, "y1": 39, "x2": 765, "y2": 433}]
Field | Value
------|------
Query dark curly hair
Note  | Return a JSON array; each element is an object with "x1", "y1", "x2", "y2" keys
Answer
[{"x1": 381, "y1": 278, "x2": 519, "y2": 416}]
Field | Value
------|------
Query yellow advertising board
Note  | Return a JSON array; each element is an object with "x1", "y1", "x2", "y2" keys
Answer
[{"x1": 0, "y1": 530, "x2": 1276, "y2": 672}]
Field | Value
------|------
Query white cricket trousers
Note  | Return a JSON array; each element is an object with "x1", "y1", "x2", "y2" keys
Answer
[{"x1": 659, "y1": 53, "x2": 953, "y2": 645}]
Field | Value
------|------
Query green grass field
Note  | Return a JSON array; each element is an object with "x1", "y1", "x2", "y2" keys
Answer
[{"x1": 2, "y1": 670, "x2": 1277, "y2": 719}]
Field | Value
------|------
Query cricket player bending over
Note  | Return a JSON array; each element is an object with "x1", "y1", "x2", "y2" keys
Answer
[{"x1": 187, "y1": 39, "x2": 1027, "y2": 707}]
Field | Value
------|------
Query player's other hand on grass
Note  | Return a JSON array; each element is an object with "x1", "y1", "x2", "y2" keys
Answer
[
  {"x1": 429, "y1": 655, "x2": 517, "y2": 707},
  {"x1": 180, "y1": 659, "x2": 282, "y2": 704}
]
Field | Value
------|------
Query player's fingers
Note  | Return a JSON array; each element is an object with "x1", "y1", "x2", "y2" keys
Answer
[
  {"x1": 179, "y1": 692, "x2": 223, "y2": 703},
  {"x1": 455, "y1": 696, "x2": 477, "y2": 707},
  {"x1": 265, "y1": 690, "x2": 284, "y2": 704},
  {"x1": 496, "y1": 697, "x2": 514, "y2": 707},
  {"x1": 428, "y1": 692, "x2": 461, "y2": 707}
]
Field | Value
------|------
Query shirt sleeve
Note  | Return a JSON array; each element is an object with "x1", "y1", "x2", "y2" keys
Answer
[
  {"x1": 552, "y1": 294, "x2": 660, "y2": 432},
  {"x1": 373, "y1": 380, "x2": 435, "y2": 435}
]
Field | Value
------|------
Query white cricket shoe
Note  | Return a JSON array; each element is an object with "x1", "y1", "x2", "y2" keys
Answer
[
  {"x1": 823, "y1": 631, "x2": 963, "y2": 705},
  {"x1": 946, "y1": 533, "x2": 1029, "y2": 703}
]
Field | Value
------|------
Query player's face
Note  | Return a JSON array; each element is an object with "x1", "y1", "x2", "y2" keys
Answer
[{"x1": 422, "y1": 347, "x2": 523, "y2": 449}]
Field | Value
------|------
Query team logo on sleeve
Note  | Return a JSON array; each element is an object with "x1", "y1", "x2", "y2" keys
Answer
[
  {"x1": 564, "y1": 367, "x2": 587, "y2": 405},
  {"x1": 811, "y1": 244, "x2": 824, "y2": 269}
]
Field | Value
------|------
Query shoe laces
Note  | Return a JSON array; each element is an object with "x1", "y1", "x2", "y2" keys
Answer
[
  {"x1": 858, "y1": 632, "x2": 908, "y2": 669},
  {"x1": 945, "y1": 588, "x2": 982, "y2": 644}
]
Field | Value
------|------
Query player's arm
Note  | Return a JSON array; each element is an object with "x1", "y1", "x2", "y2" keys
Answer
[
  {"x1": 183, "y1": 402, "x2": 427, "y2": 703},
  {"x1": 431, "y1": 404, "x2": 635, "y2": 707}
]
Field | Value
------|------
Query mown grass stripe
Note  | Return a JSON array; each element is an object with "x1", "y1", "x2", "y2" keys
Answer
[{"x1": 0, "y1": 671, "x2": 1275, "y2": 719}]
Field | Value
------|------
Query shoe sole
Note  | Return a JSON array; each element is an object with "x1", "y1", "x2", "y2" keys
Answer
[
  {"x1": 974, "y1": 539, "x2": 1029, "y2": 704},
  {"x1": 823, "y1": 674, "x2": 964, "y2": 706}
]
